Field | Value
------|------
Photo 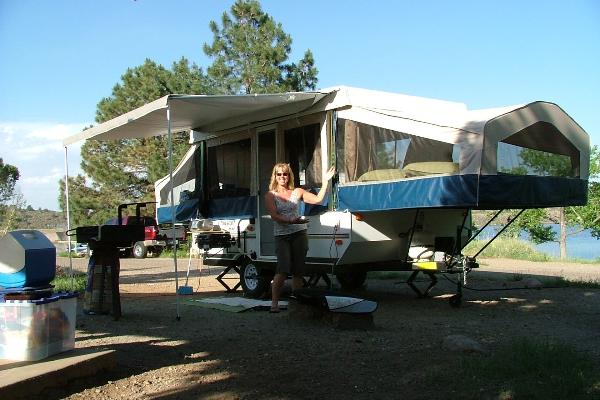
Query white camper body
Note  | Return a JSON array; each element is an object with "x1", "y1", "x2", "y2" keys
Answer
[{"x1": 149, "y1": 87, "x2": 589, "y2": 301}]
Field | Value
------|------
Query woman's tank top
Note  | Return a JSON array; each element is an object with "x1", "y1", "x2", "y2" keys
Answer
[{"x1": 272, "y1": 189, "x2": 307, "y2": 236}]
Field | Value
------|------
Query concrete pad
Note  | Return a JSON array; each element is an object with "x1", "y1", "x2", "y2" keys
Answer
[{"x1": 0, "y1": 349, "x2": 116, "y2": 399}]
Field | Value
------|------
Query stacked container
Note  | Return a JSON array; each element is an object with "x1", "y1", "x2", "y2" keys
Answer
[{"x1": 0, "y1": 292, "x2": 77, "y2": 361}]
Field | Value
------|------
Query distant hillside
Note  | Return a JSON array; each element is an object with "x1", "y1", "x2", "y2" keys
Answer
[{"x1": 13, "y1": 209, "x2": 66, "y2": 230}]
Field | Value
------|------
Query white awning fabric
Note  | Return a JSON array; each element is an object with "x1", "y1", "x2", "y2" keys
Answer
[{"x1": 63, "y1": 92, "x2": 330, "y2": 146}]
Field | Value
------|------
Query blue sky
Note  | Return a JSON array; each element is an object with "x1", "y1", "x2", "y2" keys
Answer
[{"x1": 1, "y1": 0, "x2": 599, "y2": 211}]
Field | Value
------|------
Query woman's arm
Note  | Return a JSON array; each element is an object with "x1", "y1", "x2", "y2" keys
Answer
[{"x1": 300, "y1": 166, "x2": 336, "y2": 205}]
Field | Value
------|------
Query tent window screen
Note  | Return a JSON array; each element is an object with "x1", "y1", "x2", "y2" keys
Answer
[
  {"x1": 284, "y1": 123, "x2": 322, "y2": 187},
  {"x1": 336, "y1": 119, "x2": 459, "y2": 183},
  {"x1": 207, "y1": 138, "x2": 252, "y2": 199},
  {"x1": 497, "y1": 122, "x2": 579, "y2": 178},
  {"x1": 497, "y1": 143, "x2": 576, "y2": 177}
]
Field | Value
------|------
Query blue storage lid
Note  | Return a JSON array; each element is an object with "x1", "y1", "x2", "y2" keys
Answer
[
  {"x1": 49, "y1": 291, "x2": 79, "y2": 300},
  {"x1": 5, "y1": 296, "x2": 59, "y2": 305}
]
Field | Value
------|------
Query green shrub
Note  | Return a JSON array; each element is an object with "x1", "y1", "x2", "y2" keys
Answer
[{"x1": 51, "y1": 273, "x2": 87, "y2": 293}]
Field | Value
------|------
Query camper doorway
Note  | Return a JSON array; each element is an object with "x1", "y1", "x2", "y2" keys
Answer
[{"x1": 258, "y1": 128, "x2": 276, "y2": 257}]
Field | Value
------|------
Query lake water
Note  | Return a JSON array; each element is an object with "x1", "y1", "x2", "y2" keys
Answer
[{"x1": 478, "y1": 224, "x2": 599, "y2": 261}]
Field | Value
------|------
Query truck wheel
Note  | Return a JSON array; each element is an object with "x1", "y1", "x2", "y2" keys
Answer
[
  {"x1": 240, "y1": 261, "x2": 270, "y2": 298},
  {"x1": 133, "y1": 242, "x2": 147, "y2": 259},
  {"x1": 335, "y1": 270, "x2": 367, "y2": 290}
]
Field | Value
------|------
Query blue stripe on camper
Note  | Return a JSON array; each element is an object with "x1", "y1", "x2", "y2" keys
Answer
[
  {"x1": 337, "y1": 175, "x2": 478, "y2": 211},
  {"x1": 477, "y1": 175, "x2": 588, "y2": 208},
  {"x1": 337, "y1": 174, "x2": 588, "y2": 211},
  {"x1": 157, "y1": 198, "x2": 200, "y2": 224},
  {"x1": 207, "y1": 196, "x2": 257, "y2": 219}
]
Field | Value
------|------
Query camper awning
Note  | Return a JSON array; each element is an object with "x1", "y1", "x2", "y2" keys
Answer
[{"x1": 63, "y1": 91, "x2": 330, "y2": 146}]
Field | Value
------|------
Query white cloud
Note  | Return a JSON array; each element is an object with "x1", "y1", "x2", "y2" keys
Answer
[
  {"x1": 1, "y1": 121, "x2": 89, "y2": 210},
  {"x1": 26, "y1": 123, "x2": 85, "y2": 141},
  {"x1": 16, "y1": 143, "x2": 65, "y2": 159},
  {"x1": 21, "y1": 169, "x2": 64, "y2": 185}
]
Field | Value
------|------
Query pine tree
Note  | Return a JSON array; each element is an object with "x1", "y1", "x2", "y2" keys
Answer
[
  {"x1": 63, "y1": 58, "x2": 211, "y2": 224},
  {"x1": 203, "y1": 0, "x2": 318, "y2": 94}
]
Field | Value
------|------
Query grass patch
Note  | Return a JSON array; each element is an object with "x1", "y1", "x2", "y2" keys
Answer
[
  {"x1": 160, "y1": 247, "x2": 191, "y2": 258},
  {"x1": 429, "y1": 337, "x2": 600, "y2": 399},
  {"x1": 51, "y1": 272, "x2": 87, "y2": 293},
  {"x1": 560, "y1": 278, "x2": 600, "y2": 289},
  {"x1": 464, "y1": 237, "x2": 552, "y2": 262},
  {"x1": 159, "y1": 241, "x2": 191, "y2": 258},
  {"x1": 57, "y1": 251, "x2": 87, "y2": 258},
  {"x1": 464, "y1": 237, "x2": 600, "y2": 264}
]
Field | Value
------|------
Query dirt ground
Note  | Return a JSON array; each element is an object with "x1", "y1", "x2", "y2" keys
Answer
[{"x1": 40, "y1": 256, "x2": 600, "y2": 399}]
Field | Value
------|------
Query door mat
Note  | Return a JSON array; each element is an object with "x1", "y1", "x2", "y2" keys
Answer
[{"x1": 184, "y1": 297, "x2": 288, "y2": 313}]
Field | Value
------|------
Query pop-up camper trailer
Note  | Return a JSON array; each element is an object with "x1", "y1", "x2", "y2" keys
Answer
[{"x1": 66, "y1": 86, "x2": 590, "y2": 306}]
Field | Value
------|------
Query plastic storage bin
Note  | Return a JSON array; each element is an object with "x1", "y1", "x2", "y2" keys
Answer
[
  {"x1": 47, "y1": 292, "x2": 77, "y2": 354},
  {"x1": 0, "y1": 293, "x2": 77, "y2": 361}
]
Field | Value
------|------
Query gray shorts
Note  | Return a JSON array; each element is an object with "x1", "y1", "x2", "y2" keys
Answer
[{"x1": 275, "y1": 229, "x2": 308, "y2": 276}]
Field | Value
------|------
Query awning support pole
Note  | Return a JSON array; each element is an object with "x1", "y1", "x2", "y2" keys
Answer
[
  {"x1": 63, "y1": 146, "x2": 74, "y2": 289},
  {"x1": 167, "y1": 103, "x2": 181, "y2": 321}
]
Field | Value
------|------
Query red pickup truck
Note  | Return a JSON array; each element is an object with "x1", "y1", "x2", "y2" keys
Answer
[{"x1": 104, "y1": 216, "x2": 166, "y2": 258}]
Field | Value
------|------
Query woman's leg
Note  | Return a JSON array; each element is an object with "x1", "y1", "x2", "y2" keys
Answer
[
  {"x1": 271, "y1": 273, "x2": 286, "y2": 310},
  {"x1": 291, "y1": 276, "x2": 304, "y2": 293},
  {"x1": 290, "y1": 231, "x2": 308, "y2": 293}
]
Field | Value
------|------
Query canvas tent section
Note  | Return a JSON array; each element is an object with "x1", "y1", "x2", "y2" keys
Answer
[
  {"x1": 155, "y1": 144, "x2": 201, "y2": 223},
  {"x1": 149, "y1": 88, "x2": 590, "y2": 226},
  {"x1": 331, "y1": 92, "x2": 589, "y2": 212}
]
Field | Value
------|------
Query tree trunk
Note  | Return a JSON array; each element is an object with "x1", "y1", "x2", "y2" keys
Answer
[{"x1": 559, "y1": 206, "x2": 567, "y2": 260}]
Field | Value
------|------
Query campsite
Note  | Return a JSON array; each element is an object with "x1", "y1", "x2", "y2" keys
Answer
[
  {"x1": 37, "y1": 255, "x2": 600, "y2": 399},
  {"x1": 15, "y1": 82, "x2": 597, "y2": 400},
  {"x1": 2, "y1": 2, "x2": 599, "y2": 399}
]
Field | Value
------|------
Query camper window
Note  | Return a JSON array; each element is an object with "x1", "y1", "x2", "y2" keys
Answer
[
  {"x1": 207, "y1": 138, "x2": 252, "y2": 198},
  {"x1": 284, "y1": 123, "x2": 322, "y2": 188},
  {"x1": 497, "y1": 142, "x2": 576, "y2": 177},
  {"x1": 336, "y1": 119, "x2": 459, "y2": 183}
]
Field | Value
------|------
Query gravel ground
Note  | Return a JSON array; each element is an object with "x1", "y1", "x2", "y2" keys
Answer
[{"x1": 41, "y1": 256, "x2": 600, "y2": 400}]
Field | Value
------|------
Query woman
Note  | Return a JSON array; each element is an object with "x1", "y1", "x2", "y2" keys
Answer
[{"x1": 265, "y1": 163, "x2": 335, "y2": 313}]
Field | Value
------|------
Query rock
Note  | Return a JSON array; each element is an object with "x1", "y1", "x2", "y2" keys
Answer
[
  {"x1": 522, "y1": 277, "x2": 543, "y2": 289},
  {"x1": 442, "y1": 334, "x2": 488, "y2": 354}
]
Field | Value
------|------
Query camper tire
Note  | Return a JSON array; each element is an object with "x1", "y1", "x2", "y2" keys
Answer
[
  {"x1": 133, "y1": 242, "x2": 147, "y2": 259},
  {"x1": 240, "y1": 261, "x2": 270, "y2": 298},
  {"x1": 335, "y1": 270, "x2": 367, "y2": 290}
]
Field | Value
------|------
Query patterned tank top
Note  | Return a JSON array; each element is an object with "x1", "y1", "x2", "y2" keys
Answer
[{"x1": 272, "y1": 189, "x2": 307, "y2": 236}]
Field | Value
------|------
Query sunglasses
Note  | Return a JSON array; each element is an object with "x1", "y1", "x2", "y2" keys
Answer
[{"x1": 276, "y1": 172, "x2": 289, "y2": 176}]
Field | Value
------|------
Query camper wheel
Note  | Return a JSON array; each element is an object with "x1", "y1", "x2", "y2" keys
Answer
[
  {"x1": 335, "y1": 270, "x2": 367, "y2": 290},
  {"x1": 240, "y1": 262, "x2": 270, "y2": 298}
]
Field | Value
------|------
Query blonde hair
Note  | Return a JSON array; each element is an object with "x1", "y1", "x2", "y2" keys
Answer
[{"x1": 269, "y1": 163, "x2": 295, "y2": 191}]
